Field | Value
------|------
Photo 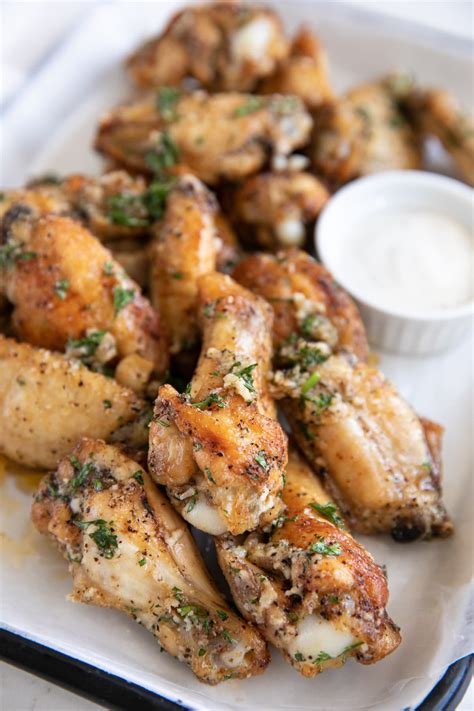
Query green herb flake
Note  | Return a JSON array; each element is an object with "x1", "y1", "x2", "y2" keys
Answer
[
  {"x1": 198, "y1": 647, "x2": 206, "y2": 657},
  {"x1": 0, "y1": 243, "x2": 37, "y2": 269},
  {"x1": 113, "y1": 286, "x2": 135, "y2": 315},
  {"x1": 190, "y1": 393, "x2": 226, "y2": 410},
  {"x1": 308, "y1": 538, "x2": 342, "y2": 557},
  {"x1": 16, "y1": 376, "x2": 26, "y2": 386},
  {"x1": 145, "y1": 133, "x2": 180, "y2": 176},
  {"x1": 186, "y1": 490, "x2": 198, "y2": 513},
  {"x1": 54, "y1": 279, "x2": 70, "y2": 300},
  {"x1": 233, "y1": 97, "x2": 264, "y2": 117},
  {"x1": 315, "y1": 651, "x2": 332, "y2": 664},
  {"x1": 74, "y1": 519, "x2": 118, "y2": 559},
  {"x1": 309, "y1": 501, "x2": 346, "y2": 530},
  {"x1": 301, "y1": 371, "x2": 320, "y2": 395},
  {"x1": 298, "y1": 420, "x2": 315, "y2": 441},
  {"x1": 300, "y1": 314, "x2": 320, "y2": 338},
  {"x1": 171, "y1": 271, "x2": 183, "y2": 280},
  {"x1": 294, "y1": 652, "x2": 305, "y2": 662},
  {"x1": 222, "y1": 629, "x2": 234, "y2": 644},
  {"x1": 69, "y1": 457, "x2": 96, "y2": 491},
  {"x1": 254, "y1": 451, "x2": 269, "y2": 471},
  {"x1": 103, "y1": 261, "x2": 114, "y2": 275},
  {"x1": 205, "y1": 467, "x2": 216, "y2": 484},
  {"x1": 156, "y1": 86, "x2": 181, "y2": 121},
  {"x1": 216, "y1": 610, "x2": 228, "y2": 621},
  {"x1": 133, "y1": 471, "x2": 144, "y2": 485},
  {"x1": 138, "y1": 557, "x2": 146, "y2": 566},
  {"x1": 231, "y1": 362, "x2": 258, "y2": 394},
  {"x1": 103, "y1": 399, "x2": 112, "y2": 409},
  {"x1": 66, "y1": 330, "x2": 106, "y2": 361}
]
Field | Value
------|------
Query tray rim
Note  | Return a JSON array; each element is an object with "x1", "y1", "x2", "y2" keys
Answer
[{"x1": 1, "y1": 630, "x2": 472, "y2": 711}]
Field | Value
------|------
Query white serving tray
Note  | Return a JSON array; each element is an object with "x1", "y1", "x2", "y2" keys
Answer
[{"x1": 1, "y1": 3, "x2": 472, "y2": 710}]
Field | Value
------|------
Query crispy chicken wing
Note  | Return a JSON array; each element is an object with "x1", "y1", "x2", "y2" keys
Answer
[
  {"x1": 0, "y1": 336, "x2": 144, "y2": 469},
  {"x1": 231, "y1": 171, "x2": 329, "y2": 250},
  {"x1": 233, "y1": 249, "x2": 368, "y2": 360},
  {"x1": 310, "y1": 80, "x2": 422, "y2": 185},
  {"x1": 1, "y1": 208, "x2": 168, "y2": 377},
  {"x1": 260, "y1": 29, "x2": 334, "y2": 110},
  {"x1": 127, "y1": 3, "x2": 289, "y2": 92},
  {"x1": 95, "y1": 90, "x2": 312, "y2": 185},
  {"x1": 149, "y1": 174, "x2": 219, "y2": 354},
  {"x1": 32, "y1": 439, "x2": 269, "y2": 684},
  {"x1": 273, "y1": 353, "x2": 453, "y2": 541},
  {"x1": 149, "y1": 272, "x2": 287, "y2": 535},
  {"x1": 217, "y1": 447, "x2": 400, "y2": 676}
]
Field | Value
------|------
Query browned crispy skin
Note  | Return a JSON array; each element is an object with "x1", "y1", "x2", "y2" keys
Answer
[
  {"x1": 260, "y1": 28, "x2": 334, "y2": 110},
  {"x1": 0, "y1": 336, "x2": 144, "y2": 469},
  {"x1": 277, "y1": 355, "x2": 453, "y2": 541},
  {"x1": 217, "y1": 447, "x2": 400, "y2": 677},
  {"x1": 233, "y1": 249, "x2": 368, "y2": 360},
  {"x1": 149, "y1": 174, "x2": 219, "y2": 354},
  {"x1": 1, "y1": 209, "x2": 168, "y2": 375},
  {"x1": 95, "y1": 91, "x2": 312, "y2": 185},
  {"x1": 32, "y1": 439, "x2": 269, "y2": 684},
  {"x1": 231, "y1": 171, "x2": 329, "y2": 250},
  {"x1": 149, "y1": 273, "x2": 287, "y2": 535},
  {"x1": 310, "y1": 80, "x2": 422, "y2": 185},
  {"x1": 127, "y1": 3, "x2": 289, "y2": 91}
]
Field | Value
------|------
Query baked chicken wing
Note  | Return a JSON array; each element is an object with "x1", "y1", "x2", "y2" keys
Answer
[
  {"x1": 0, "y1": 336, "x2": 144, "y2": 469},
  {"x1": 149, "y1": 174, "x2": 219, "y2": 354},
  {"x1": 231, "y1": 171, "x2": 329, "y2": 250},
  {"x1": 149, "y1": 272, "x2": 287, "y2": 535},
  {"x1": 217, "y1": 447, "x2": 400, "y2": 676},
  {"x1": 259, "y1": 28, "x2": 334, "y2": 111},
  {"x1": 127, "y1": 3, "x2": 289, "y2": 92},
  {"x1": 32, "y1": 439, "x2": 269, "y2": 684},
  {"x1": 310, "y1": 80, "x2": 422, "y2": 185},
  {"x1": 233, "y1": 249, "x2": 368, "y2": 360},
  {"x1": 1, "y1": 208, "x2": 168, "y2": 379},
  {"x1": 95, "y1": 90, "x2": 312, "y2": 185}
]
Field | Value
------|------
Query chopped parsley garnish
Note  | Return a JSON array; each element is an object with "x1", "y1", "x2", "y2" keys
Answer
[
  {"x1": 271, "y1": 514, "x2": 297, "y2": 530},
  {"x1": 315, "y1": 651, "x2": 332, "y2": 664},
  {"x1": 66, "y1": 330, "x2": 106, "y2": 361},
  {"x1": 294, "y1": 652, "x2": 305, "y2": 662},
  {"x1": 173, "y1": 586, "x2": 184, "y2": 603},
  {"x1": 171, "y1": 271, "x2": 183, "y2": 279},
  {"x1": 177, "y1": 604, "x2": 208, "y2": 619},
  {"x1": 113, "y1": 286, "x2": 135, "y2": 314},
  {"x1": 314, "y1": 642, "x2": 362, "y2": 665},
  {"x1": 254, "y1": 451, "x2": 269, "y2": 471},
  {"x1": 222, "y1": 629, "x2": 234, "y2": 644},
  {"x1": 300, "y1": 314, "x2": 320, "y2": 338},
  {"x1": 156, "y1": 86, "x2": 181, "y2": 121},
  {"x1": 186, "y1": 490, "x2": 198, "y2": 512},
  {"x1": 103, "y1": 261, "x2": 114, "y2": 275},
  {"x1": 301, "y1": 371, "x2": 320, "y2": 395},
  {"x1": 145, "y1": 132, "x2": 180, "y2": 175},
  {"x1": 216, "y1": 610, "x2": 228, "y2": 621},
  {"x1": 421, "y1": 461, "x2": 432, "y2": 471},
  {"x1": 205, "y1": 467, "x2": 216, "y2": 484},
  {"x1": 309, "y1": 501, "x2": 346, "y2": 529},
  {"x1": 69, "y1": 456, "x2": 96, "y2": 491},
  {"x1": 138, "y1": 557, "x2": 146, "y2": 566},
  {"x1": 308, "y1": 538, "x2": 342, "y2": 556},
  {"x1": 0, "y1": 242, "x2": 36, "y2": 269},
  {"x1": 107, "y1": 193, "x2": 149, "y2": 227},
  {"x1": 198, "y1": 647, "x2": 206, "y2": 656},
  {"x1": 133, "y1": 471, "x2": 144, "y2": 485},
  {"x1": 230, "y1": 362, "x2": 257, "y2": 394},
  {"x1": 297, "y1": 346, "x2": 328, "y2": 369},
  {"x1": 190, "y1": 393, "x2": 226, "y2": 410},
  {"x1": 74, "y1": 519, "x2": 118, "y2": 559},
  {"x1": 103, "y1": 399, "x2": 112, "y2": 409},
  {"x1": 304, "y1": 392, "x2": 333, "y2": 413},
  {"x1": 53, "y1": 279, "x2": 69, "y2": 300},
  {"x1": 233, "y1": 97, "x2": 264, "y2": 117},
  {"x1": 270, "y1": 96, "x2": 300, "y2": 114},
  {"x1": 297, "y1": 420, "x2": 315, "y2": 441}
]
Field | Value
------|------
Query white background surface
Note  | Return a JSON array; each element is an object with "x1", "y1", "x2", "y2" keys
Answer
[{"x1": 1, "y1": 1, "x2": 472, "y2": 709}]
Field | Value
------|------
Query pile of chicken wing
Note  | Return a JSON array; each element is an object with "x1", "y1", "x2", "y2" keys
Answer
[{"x1": 2, "y1": 1, "x2": 464, "y2": 686}]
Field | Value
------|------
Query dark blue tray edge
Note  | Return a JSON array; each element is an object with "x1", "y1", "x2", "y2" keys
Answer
[{"x1": 1, "y1": 630, "x2": 472, "y2": 711}]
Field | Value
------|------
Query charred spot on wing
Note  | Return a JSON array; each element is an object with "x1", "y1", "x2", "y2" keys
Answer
[{"x1": 391, "y1": 518, "x2": 425, "y2": 543}]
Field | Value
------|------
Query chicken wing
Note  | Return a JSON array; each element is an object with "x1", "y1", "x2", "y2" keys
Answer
[
  {"x1": 231, "y1": 171, "x2": 329, "y2": 250},
  {"x1": 259, "y1": 28, "x2": 334, "y2": 111},
  {"x1": 1, "y1": 207, "x2": 168, "y2": 378},
  {"x1": 127, "y1": 3, "x2": 289, "y2": 92},
  {"x1": 95, "y1": 90, "x2": 312, "y2": 185},
  {"x1": 310, "y1": 80, "x2": 422, "y2": 185},
  {"x1": 0, "y1": 336, "x2": 144, "y2": 469},
  {"x1": 149, "y1": 174, "x2": 219, "y2": 354},
  {"x1": 149, "y1": 272, "x2": 287, "y2": 535},
  {"x1": 217, "y1": 447, "x2": 400, "y2": 676},
  {"x1": 233, "y1": 249, "x2": 368, "y2": 361},
  {"x1": 32, "y1": 439, "x2": 269, "y2": 684}
]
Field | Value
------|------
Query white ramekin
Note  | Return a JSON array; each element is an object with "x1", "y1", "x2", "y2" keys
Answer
[{"x1": 315, "y1": 171, "x2": 473, "y2": 356}]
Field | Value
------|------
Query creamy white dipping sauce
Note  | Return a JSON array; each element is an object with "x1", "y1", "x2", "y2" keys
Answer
[{"x1": 338, "y1": 208, "x2": 474, "y2": 312}]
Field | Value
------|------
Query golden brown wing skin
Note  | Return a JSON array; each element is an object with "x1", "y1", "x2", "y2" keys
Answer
[
  {"x1": 1, "y1": 209, "x2": 168, "y2": 375},
  {"x1": 127, "y1": 3, "x2": 289, "y2": 92},
  {"x1": 0, "y1": 182, "x2": 70, "y2": 221},
  {"x1": 214, "y1": 212, "x2": 242, "y2": 273},
  {"x1": 95, "y1": 91, "x2": 312, "y2": 185},
  {"x1": 0, "y1": 336, "x2": 143, "y2": 469},
  {"x1": 32, "y1": 439, "x2": 269, "y2": 684},
  {"x1": 275, "y1": 354, "x2": 453, "y2": 541},
  {"x1": 149, "y1": 174, "x2": 219, "y2": 354},
  {"x1": 231, "y1": 171, "x2": 329, "y2": 250},
  {"x1": 149, "y1": 272, "x2": 287, "y2": 535},
  {"x1": 216, "y1": 447, "x2": 400, "y2": 677},
  {"x1": 310, "y1": 81, "x2": 422, "y2": 185},
  {"x1": 259, "y1": 28, "x2": 334, "y2": 111},
  {"x1": 233, "y1": 249, "x2": 368, "y2": 360}
]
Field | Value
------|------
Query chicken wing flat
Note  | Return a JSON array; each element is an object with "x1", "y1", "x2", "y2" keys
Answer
[
  {"x1": 0, "y1": 336, "x2": 144, "y2": 469},
  {"x1": 95, "y1": 90, "x2": 312, "y2": 185},
  {"x1": 233, "y1": 250, "x2": 452, "y2": 541},
  {"x1": 259, "y1": 29, "x2": 334, "y2": 111},
  {"x1": 1, "y1": 208, "x2": 168, "y2": 378},
  {"x1": 217, "y1": 447, "x2": 400, "y2": 677},
  {"x1": 310, "y1": 80, "x2": 422, "y2": 185},
  {"x1": 233, "y1": 249, "x2": 368, "y2": 361},
  {"x1": 387, "y1": 76, "x2": 474, "y2": 186},
  {"x1": 149, "y1": 174, "x2": 219, "y2": 354},
  {"x1": 149, "y1": 272, "x2": 287, "y2": 535},
  {"x1": 231, "y1": 171, "x2": 329, "y2": 250},
  {"x1": 127, "y1": 3, "x2": 289, "y2": 92},
  {"x1": 32, "y1": 439, "x2": 269, "y2": 684}
]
